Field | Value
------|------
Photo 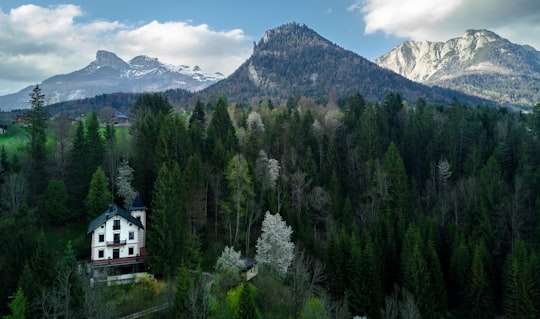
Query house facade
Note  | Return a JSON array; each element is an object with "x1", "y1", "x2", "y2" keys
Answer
[{"x1": 87, "y1": 196, "x2": 147, "y2": 268}]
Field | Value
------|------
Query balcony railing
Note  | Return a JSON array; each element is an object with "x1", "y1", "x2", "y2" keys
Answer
[{"x1": 107, "y1": 240, "x2": 126, "y2": 246}]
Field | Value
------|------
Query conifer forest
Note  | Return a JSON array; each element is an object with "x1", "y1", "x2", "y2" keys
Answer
[{"x1": 2, "y1": 86, "x2": 540, "y2": 319}]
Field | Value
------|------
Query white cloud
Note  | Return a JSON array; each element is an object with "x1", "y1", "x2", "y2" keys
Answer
[
  {"x1": 350, "y1": 0, "x2": 540, "y2": 49},
  {"x1": 0, "y1": 4, "x2": 252, "y2": 95}
]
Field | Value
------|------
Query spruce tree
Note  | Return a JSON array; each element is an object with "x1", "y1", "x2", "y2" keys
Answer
[
  {"x1": 235, "y1": 282, "x2": 258, "y2": 319},
  {"x1": 503, "y1": 240, "x2": 537, "y2": 318},
  {"x1": 84, "y1": 166, "x2": 111, "y2": 221},
  {"x1": 465, "y1": 241, "x2": 494, "y2": 319},
  {"x1": 147, "y1": 162, "x2": 186, "y2": 278},
  {"x1": 27, "y1": 85, "x2": 48, "y2": 201}
]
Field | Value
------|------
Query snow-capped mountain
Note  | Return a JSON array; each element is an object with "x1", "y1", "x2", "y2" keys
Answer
[
  {"x1": 0, "y1": 50, "x2": 224, "y2": 111},
  {"x1": 375, "y1": 30, "x2": 540, "y2": 108}
]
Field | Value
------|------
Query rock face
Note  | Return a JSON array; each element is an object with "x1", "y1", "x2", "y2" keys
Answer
[
  {"x1": 375, "y1": 30, "x2": 540, "y2": 108},
  {"x1": 0, "y1": 51, "x2": 224, "y2": 111}
]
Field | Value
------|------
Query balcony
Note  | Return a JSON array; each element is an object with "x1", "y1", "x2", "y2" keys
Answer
[
  {"x1": 92, "y1": 248, "x2": 148, "y2": 268},
  {"x1": 107, "y1": 239, "x2": 126, "y2": 247}
]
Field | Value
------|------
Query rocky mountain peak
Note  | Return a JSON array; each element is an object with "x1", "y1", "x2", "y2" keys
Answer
[
  {"x1": 129, "y1": 55, "x2": 161, "y2": 69},
  {"x1": 375, "y1": 30, "x2": 540, "y2": 108},
  {"x1": 257, "y1": 22, "x2": 331, "y2": 51},
  {"x1": 94, "y1": 50, "x2": 130, "y2": 69}
]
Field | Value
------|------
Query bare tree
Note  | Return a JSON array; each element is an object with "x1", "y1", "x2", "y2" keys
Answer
[
  {"x1": 290, "y1": 170, "x2": 311, "y2": 218},
  {"x1": 1, "y1": 171, "x2": 28, "y2": 216},
  {"x1": 187, "y1": 272, "x2": 211, "y2": 319},
  {"x1": 290, "y1": 249, "x2": 325, "y2": 318},
  {"x1": 50, "y1": 114, "x2": 73, "y2": 178}
]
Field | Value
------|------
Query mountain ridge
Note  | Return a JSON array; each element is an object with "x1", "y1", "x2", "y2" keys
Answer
[
  {"x1": 375, "y1": 29, "x2": 540, "y2": 108},
  {"x1": 196, "y1": 23, "x2": 489, "y2": 107},
  {"x1": 0, "y1": 50, "x2": 223, "y2": 111}
]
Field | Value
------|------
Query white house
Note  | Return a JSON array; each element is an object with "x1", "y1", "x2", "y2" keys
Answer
[{"x1": 87, "y1": 195, "x2": 147, "y2": 268}]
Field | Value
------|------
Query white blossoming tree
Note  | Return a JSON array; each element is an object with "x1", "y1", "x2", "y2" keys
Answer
[
  {"x1": 215, "y1": 246, "x2": 245, "y2": 273},
  {"x1": 115, "y1": 159, "x2": 136, "y2": 208},
  {"x1": 255, "y1": 211, "x2": 294, "y2": 276}
]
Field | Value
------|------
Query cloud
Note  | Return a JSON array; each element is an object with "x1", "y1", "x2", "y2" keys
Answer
[
  {"x1": 349, "y1": 0, "x2": 540, "y2": 49},
  {"x1": 0, "y1": 4, "x2": 252, "y2": 95}
]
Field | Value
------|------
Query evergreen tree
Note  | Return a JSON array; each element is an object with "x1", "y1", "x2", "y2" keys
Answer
[
  {"x1": 401, "y1": 224, "x2": 441, "y2": 319},
  {"x1": 155, "y1": 114, "x2": 189, "y2": 170},
  {"x1": 26, "y1": 85, "x2": 48, "y2": 204},
  {"x1": 174, "y1": 265, "x2": 193, "y2": 318},
  {"x1": 68, "y1": 120, "x2": 89, "y2": 213},
  {"x1": 16, "y1": 264, "x2": 37, "y2": 316},
  {"x1": 234, "y1": 282, "x2": 258, "y2": 319},
  {"x1": 133, "y1": 111, "x2": 165, "y2": 203},
  {"x1": 206, "y1": 96, "x2": 238, "y2": 170},
  {"x1": 503, "y1": 240, "x2": 537, "y2": 319},
  {"x1": 84, "y1": 166, "x2": 111, "y2": 221},
  {"x1": 4, "y1": 286, "x2": 28, "y2": 319},
  {"x1": 85, "y1": 112, "x2": 105, "y2": 172},
  {"x1": 465, "y1": 240, "x2": 494, "y2": 319},
  {"x1": 184, "y1": 154, "x2": 207, "y2": 236},
  {"x1": 382, "y1": 142, "x2": 410, "y2": 214},
  {"x1": 45, "y1": 179, "x2": 69, "y2": 224},
  {"x1": 147, "y1": 162, "x2": 186, "y2": 278}
]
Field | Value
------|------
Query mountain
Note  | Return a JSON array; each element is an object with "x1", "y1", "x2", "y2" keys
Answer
[
  {"x1": 198, "y1": 23, "x2": 488, "y2": 107},
  {"x1": 375, "y1": 30, "x2": 540, "y2": 108},
  {"x1": 0, "y1": 50, "x2": 223, "y2": 111}
]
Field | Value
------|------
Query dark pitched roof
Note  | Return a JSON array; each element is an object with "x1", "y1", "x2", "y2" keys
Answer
[
  {"x1": 129, "y1": 193, "x2": 147, "y2": 211},
  {"x1": 87, "y1": 204, "x2": 144, "y2": 234},
  {"x1": 240, "y1": 256, "x2": 257, "y2": 271}
]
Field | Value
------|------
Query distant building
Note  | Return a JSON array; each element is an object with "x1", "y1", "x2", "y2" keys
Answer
[
  {"x1": 114, "y1": 112, "x2": 130, "y2": 126},
  {"x1": 87, "y1": 194, "x2": 147, "y2": 270},
  {"x1": 240, "y1": 257, "x2": 258, "y2": 281}
]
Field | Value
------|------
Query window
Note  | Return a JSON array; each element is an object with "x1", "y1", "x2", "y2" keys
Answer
[
  {"x1": 98, "y1": 250, "x2": 104, "y2": 258},
  {"x1": 114, "y1": 233, "x2": 120, "y2": 243},
  {"x1": 129, "y1": 232, "x2": 134, "y2": 240},
  {"x1": 129, "y1": 247, "x2": 134, "y2": 255},
  {"x1": 98, "y1": 234, "x2": 104, "y2": 242},
  {"x1": 113, "y1": 220, "x2": 120, "y2": 230}
]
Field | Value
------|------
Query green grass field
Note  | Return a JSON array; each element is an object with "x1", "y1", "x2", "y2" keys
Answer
[{"x1": 0, "y1": 125, "x2": 29, "y2": 156}]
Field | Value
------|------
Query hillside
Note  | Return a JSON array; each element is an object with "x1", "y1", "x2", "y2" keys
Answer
[{"x1": 375, "y1": 29, "x2": 540, "y2": 108}]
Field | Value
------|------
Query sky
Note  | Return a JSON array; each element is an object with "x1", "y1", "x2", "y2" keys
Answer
[{"x1": 1, "y1": 0, "x2": 540, "y2": 96}]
